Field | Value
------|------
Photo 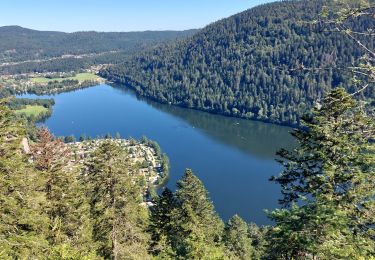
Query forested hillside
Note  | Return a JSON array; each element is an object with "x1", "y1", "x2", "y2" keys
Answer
[
  {"x1": 100, "y1": 0, "x2": 375, "y2": 126},
  {"x1": 0, "y1": 26, "x2": 197, "y2": 75},
  {"x1": 0, "y1": 26, "x2": 197, "y2": 62}
]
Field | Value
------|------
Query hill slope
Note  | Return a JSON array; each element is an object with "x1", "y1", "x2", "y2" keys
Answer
[
  {"x1": 0, "y1": 26, "x2": 197, "y2": 62},
  {"x1": 100, "y1": 0, "x2": 374, "y2": 126}
]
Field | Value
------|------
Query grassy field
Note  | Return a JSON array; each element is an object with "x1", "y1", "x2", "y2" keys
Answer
[
  {"x1": 15, "y1": 105, "x2": 49, "y2": 117},
  {"x1": 31, "y1": 73, "x2": 99, "y2": 83}
]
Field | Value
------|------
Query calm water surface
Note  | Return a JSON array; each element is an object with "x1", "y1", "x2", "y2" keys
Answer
[{"x1": 19, "y1": 84, "x2": 295, "y2": 225}]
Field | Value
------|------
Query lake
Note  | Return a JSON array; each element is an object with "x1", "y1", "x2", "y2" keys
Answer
[{"x1": 18, "y1": 84, "x2": 295, "y2": 225}]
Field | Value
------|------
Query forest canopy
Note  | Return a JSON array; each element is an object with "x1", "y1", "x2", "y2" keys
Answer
[{"x1": 100, "y1": 0, "x2": 375, "y2": 126}]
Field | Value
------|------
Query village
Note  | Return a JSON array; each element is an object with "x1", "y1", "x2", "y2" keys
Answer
[
  {"x1": 0, "y1": 65, "x2": 106, "y2": 95},
  {"x1": 68, "y1": 138, "x2": 167, "y2": 204}
]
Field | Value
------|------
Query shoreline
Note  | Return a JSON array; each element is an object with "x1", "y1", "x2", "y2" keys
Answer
[
  {"x1": 8, "y1": 79, "x2": 298, "y2": 130},
  {"x1": 104, "y1": 77, "x2": 301, "y2": 128}
]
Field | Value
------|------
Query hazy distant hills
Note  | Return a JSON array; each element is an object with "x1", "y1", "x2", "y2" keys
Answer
[
  {"x1": 0, "y1": 25, "x2": 198, "y2": 63},
  {"x1": 100, "y1": 0, "x2": 374, "y2": 126}
]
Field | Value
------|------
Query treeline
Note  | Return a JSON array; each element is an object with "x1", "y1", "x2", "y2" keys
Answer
[
  {"x1": 2, "y1": 78, "x2": 100, "y2": 97},
  {"x1": 0, "y1": 51, "x2": 132, "y2": 75},
  {"x1": 100, "y1": 0, "x2": 375, "y2": 126},
  {"x1": 26, "y1": 79, "x2": 99, "y2": 95},
  {"x1": 5, "y1": 97, "x2": 54, "y2": 110},
  {"x1": 6, "y1": 97, "x2": 54, "y2": 123},
  {"x1": 0, "y1": 87, "x2": 16, "y2": 98},
  {"x1": 1, "y1": 87, "x2": 374, "y2": 259}
]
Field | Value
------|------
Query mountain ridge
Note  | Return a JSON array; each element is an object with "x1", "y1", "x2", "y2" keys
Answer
[{"x1": 0, "y1": 25, "x2": 198, "y2": 63}]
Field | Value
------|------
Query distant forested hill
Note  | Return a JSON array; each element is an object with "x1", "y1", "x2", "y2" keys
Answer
[
  {"x1": 0, "y1": 26, "x2": 197, "y2": 63},
  {"x1": 100, "y1": 0, "x2": 374, "y2": 126},
  {"x1": 0, "y1": 26, "x2": 197, "y2": 75}
]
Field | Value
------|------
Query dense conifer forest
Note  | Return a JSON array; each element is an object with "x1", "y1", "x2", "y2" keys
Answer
[
  {"x1": 0, "y1": 26, "x2": 197, "y2": 62},
  {"x1": 0, "y1": 26, "x2": 197, "y2": 74},
  {"x1": 100, "y1": 0, "x2": 375, "y2": 126}
]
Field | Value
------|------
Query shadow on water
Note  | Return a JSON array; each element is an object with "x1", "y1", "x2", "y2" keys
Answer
[{"x1": 111, "y1": 84, "x2": 296, "y2": 160}]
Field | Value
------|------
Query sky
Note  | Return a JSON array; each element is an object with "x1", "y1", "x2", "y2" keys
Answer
[{"x1": 0, "y1": 0, "x2": 275, "y2": 32}]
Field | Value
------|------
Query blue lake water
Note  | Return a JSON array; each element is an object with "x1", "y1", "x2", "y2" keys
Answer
[{"x1": 18, "y1": 84, "x2": 295, "y2": 225}]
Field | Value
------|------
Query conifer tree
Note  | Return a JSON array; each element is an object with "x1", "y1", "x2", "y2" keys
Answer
[
  {"x1": 267, "y1": 2, "x2": 375, "y2": 258},
  {"x1": 85, "y1": 140, "x2": 150, "y2": 260},
  {"x1": 0, "y1": 101, "x2": 49, "y2": 258},
  {"x1": 247, "y1": 223, "x2": 267, "y2": 260},
  {"x1": 224, "y1": 215, "x2": 253, "y2": 260},
  {"x1": 31, "y1": 127, "x2": 96, "y2": 258},
  {"x1": 169, "y1": 169, "x2": 225, "y2": 259},
  {"x1": 268, "y1": 88, "x2": 375, "y2": 258},
  {"x1": 149, "y1": 188, "x2": 177, "y2": 257}
]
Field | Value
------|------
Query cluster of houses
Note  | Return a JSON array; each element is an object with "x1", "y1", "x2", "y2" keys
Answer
[
  {"x1": 68, "y1": 138, "x2": 164, "y2": 191},
  {"x1": 0, "y1": 74, "x2": 30, "y2": 90},
  {"x1": 0, "y1": 66, "x2": 105, "y2": 93}
]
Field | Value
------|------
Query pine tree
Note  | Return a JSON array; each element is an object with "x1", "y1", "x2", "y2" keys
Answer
[
  {"x1": 247, "y1": 223, "x2": 267, "y2": 260},
  {"x1": 224, "y1": 215, "x2": 253, "y2": 260},
  {"x1": 268, "y1": 88, "x2": 375, "y2": 258},
  {"x1": 149, "y1": 188, "x2": 177, "y2": 257},
  {"x1": 169, "y1": 169, "x2": 225, "y2": 259},
  {"x1": 85, "y1": 140, "x2": 150, "y2": 260},
  {"x1": 31, "y1": 127, "x2": 96, "y2": 258},
  {"x1": 0, "y1": 101, "x2": 49, "y2": 258}
]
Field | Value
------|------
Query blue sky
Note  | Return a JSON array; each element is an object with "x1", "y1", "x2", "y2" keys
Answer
[{"x1": 0, "y1": 0, "x2": 275, "y2": 32}]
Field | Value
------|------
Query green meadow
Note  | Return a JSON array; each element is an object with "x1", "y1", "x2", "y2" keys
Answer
[
  {"x1": 31, "y1": 73, "x2": 99, "y2": 84},
  {"x1": 14, "y1": 105, "x2": 49, "y2": 117}
]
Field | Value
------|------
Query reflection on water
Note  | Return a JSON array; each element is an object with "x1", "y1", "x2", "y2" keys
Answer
[{"x1": 112, "y1": 85, "x2": 295, "y2": 159}]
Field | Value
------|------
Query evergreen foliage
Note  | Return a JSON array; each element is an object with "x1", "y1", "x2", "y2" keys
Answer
[
  {"x1": 0, "y1": 26, "x2": 197, "y2": 62},
  {"x1": 171, "y1": 169, "x2": 225, "y2": 259},
  {"x1": 0, "y1": 26, "x2": 197, "y2": 74},
  {"x1": 0, "y1": 101, "x2": 49, "y2": 258},
  {"x1": 149, "y1": 169, "x2": 227, "y2": 259},
  {"x1": 84, "y1": 140, "x2": 150, "y2": 259},
  {"x1": 100, "y1": 0, "x2": 374, "y2": 126},
  {"x1": 31, "y1": 127, "x2": 96, "y2": 258},
  {"x1": 224, "y1": 215, "x2": 253, "y2": 260},
  {"x1": 149, "y1": 188, "x2": 177, "y2": 255},
  {"x1": 268, "y1": 88, "x2": 375, "y2": 259}
]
